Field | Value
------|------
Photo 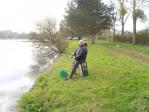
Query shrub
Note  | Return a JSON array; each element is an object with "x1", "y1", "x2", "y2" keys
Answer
[
  {"x1": 114, "y1": 29, "x2": 149, "y2": 45},
  {"x1": 136, "y1": 29, "x2": 149, "y2": 44},
  {"x1": 28, "y1": 17, "x2": 68, "y2": 53},
  {"x1": 114, "y1": 32, "x2": 133, "y2": 43}
]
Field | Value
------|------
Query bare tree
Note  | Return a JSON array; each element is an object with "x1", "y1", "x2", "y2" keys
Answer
[{"x1": 28, "y1": 18, "x2": 68, "y2": 53}]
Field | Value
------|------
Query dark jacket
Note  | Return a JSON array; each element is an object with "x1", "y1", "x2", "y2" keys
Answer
[{"x1": 74, "y1": 44, "x2": 87, "y2": 62}]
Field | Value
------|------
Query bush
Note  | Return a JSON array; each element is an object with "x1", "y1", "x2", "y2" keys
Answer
[
  {"x1": 114, "y1": 32, "x2": 133, "y2": 43},
  {"x1": 17, "y1": 75, "x2": 51, "y2": 112},
  {"x1": 28, "y1": 17, "x2": 68, "y2": 53},
  {"x1": 55, "y1": 32, "x2": 68, "y2": 53},
  {"x1": 136, "y1": 29, "x2": 149, "y2": 44},
  {"x1": 114, "y1": 29, "x2": 149, "y2": 45}
]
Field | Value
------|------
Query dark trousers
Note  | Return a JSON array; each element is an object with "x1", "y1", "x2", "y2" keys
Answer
[{"x1": 69, "y1": 61, "x2": 82, "y2": 78}]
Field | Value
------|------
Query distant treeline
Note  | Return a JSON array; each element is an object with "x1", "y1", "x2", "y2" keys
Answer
[{"x1": 0, "y1": 30, "x2": 27, "y2": 39}]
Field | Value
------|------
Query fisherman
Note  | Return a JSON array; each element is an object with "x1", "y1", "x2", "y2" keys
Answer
[{"x1": 66, "y1": 39, "x2": 87, "y2": 80}]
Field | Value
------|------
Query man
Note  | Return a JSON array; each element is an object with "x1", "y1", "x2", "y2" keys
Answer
[{"x1": 66, "y1": 39, "x2": 87, "y2": 80}]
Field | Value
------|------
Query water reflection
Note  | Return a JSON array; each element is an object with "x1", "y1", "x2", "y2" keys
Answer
[{"x1": 0, "y1": 40, "x2": 55, "y2": 112}]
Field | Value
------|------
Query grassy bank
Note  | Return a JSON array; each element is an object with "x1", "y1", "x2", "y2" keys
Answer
[{"x1": 18, "y1": 40, "x2": 149, "y2": 112}]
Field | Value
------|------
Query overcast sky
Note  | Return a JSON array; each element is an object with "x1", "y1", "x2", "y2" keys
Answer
[
  {"x1": 0, "y1": 0, "x2": 68, "y2": 33},
  {"x1": 0, "y1": 0, "x2": 148, "y2": 33}
]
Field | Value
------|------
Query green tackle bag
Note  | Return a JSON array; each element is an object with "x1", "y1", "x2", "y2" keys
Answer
[{"x1": 59, "y1": 70, "x2": 68, "y2": 78}]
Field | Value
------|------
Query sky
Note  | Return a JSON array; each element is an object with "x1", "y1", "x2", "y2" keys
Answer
[
  {"x1": 0, "y1": 0, "x2": 148, "y2": 33},
  {"x1": 0, "y1": 0, "x2": 68, "y2": 33},
  {"x1": 105, "y1": 0, "x2": 149, "y2": 33}
]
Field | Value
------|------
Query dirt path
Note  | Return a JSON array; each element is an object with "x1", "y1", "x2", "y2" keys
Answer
[{"x1": 105, "y1": 46, "x2": 149, "y2": 65}]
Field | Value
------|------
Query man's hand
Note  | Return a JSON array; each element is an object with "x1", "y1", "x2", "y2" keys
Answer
[{"x1": 69, "y1": 53, "x2": 74, "y2": 59}]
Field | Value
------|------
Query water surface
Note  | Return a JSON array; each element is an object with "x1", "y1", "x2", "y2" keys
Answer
[{"x1": 0, "y1": 40, "x2": 55, "y2": 112}]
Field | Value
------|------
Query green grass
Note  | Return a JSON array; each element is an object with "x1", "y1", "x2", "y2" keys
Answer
[
  {"x1": 98, "y1": 40, "x2": 149, "y2": 53},
  {"x1": 18, "y1": 40, "x2": 149, "y2": 112}
]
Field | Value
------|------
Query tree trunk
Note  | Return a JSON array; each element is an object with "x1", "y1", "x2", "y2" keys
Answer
[
  {"x1": 133, "y1": 17, "x2": 137, "y2": 44},
  {"x1": 91, "y1": 34, "x2": 95, "y2": 44},
  {"x1": 113, "y1": 22, "x2": 115, "y2": 41},
  {"x1": 121, "y1": 16, "x2": 124, "y2": 38},
  {"x1": 133, "y1": 0, "x2": 136, "y2": 44},
  {"x1": 113, "y1": 16, "x2": 116, "y2": 42}
]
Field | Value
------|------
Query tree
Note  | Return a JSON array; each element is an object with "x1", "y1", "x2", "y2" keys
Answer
[
  {"x1": 132, "y1": 0, "x2": 147, "y2": 44},
  {"x1": 65, "y1": 0, "x2": 113, "y2": 44},
  {"x1": 118, "y1": 0, "x2": 126, "y2": 37},
  {"x1": 109, "y1": 0, "x2": 117, "y2": 41},
  {"x1": 28, "y1": 18, "x2": 68, "y2": 53},
  {"x1": 59, "y1": 20, "x2": 70, "y2": 37},
  {"x1": 59, "y1": 19, "x2": 76, "y2": 39},
  {"x1": 0, "y1": 30, "x2": 26, "y2": 39},
  {"x1": 118, "y1": 0, "x2": 132, "y2": 37}
]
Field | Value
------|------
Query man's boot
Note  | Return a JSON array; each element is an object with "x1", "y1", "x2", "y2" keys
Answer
[{"x1": 66, "y1": 68, "x2": 76, "y2": 80}]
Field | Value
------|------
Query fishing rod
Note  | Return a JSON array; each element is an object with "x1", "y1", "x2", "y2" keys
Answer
[{"x1": 63, "y1": 52, "x2": 74, "y2": 57}]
